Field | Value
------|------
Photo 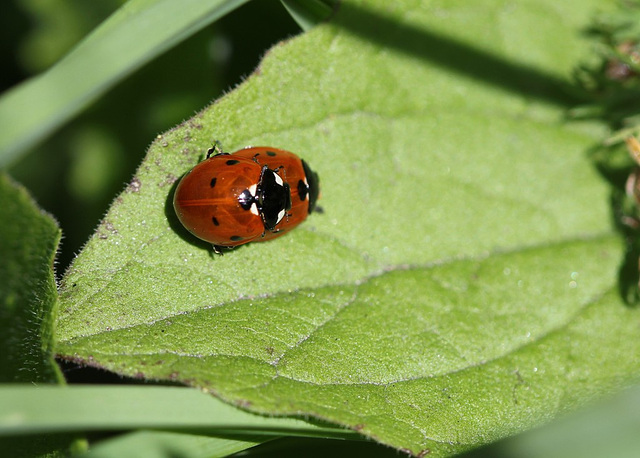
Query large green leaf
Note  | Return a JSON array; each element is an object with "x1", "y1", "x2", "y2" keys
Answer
[{"x1": 57, "y1": 0, "x2": 640, "y2": 455}]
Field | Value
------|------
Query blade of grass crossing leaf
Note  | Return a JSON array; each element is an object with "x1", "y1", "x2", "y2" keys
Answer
[
  {"x1": 81, "y1": 430, "x2": 264, "y2": 458},
  {"x1": 0, "y1": 0, "x2": 250, "y2": 167},
  {"x1": 0, "y1": 385, "x2": 357, "y2": 438}
]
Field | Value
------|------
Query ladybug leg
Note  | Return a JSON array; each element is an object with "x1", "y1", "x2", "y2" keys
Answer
[
  {"x1": 206, "y1": 140, "x2": 228, "y2": 159},
  {"x1": 211, "y1": 244, "x2": 235, "y2": 255}
]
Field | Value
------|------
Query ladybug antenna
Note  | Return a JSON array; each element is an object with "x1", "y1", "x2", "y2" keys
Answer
[{"x1": 274, "y1": 165, "x2": 287, "y2": 182}]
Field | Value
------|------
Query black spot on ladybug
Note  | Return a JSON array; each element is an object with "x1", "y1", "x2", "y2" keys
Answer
[
  {"x1": 230, "y1": 235, "x2": 243, "y2": 241},
  {"x1": 210, "y1": 177, "x2": 216, "y2": 188},
  {"x1": 266, "y1": 151, "x2": 276, "y2": 157},
  {"x1": 212, "y1": 216, "x2": 219, "y2": 226},
  {"x1": 226, "y1": 159, "x2": 240, "y2": 165},
  {"x1": 298, "y1": 179, "x2": 309, "y2": 201}
]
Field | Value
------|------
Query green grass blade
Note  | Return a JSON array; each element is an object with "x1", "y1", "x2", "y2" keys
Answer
[
  {"x1": 80, "y1": 430, "x2": 263, "y2": 458},
  {"x1": 0, "y1": 385, "x2": 356, "y2": 438},
  {"x1": 0, "y1": 0, "x2": 249, "y2": 167}
]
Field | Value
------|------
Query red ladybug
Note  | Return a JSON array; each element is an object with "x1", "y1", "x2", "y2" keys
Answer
[{"x1": 173, "y1": 145, "x2": 319, "y2": 252}]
